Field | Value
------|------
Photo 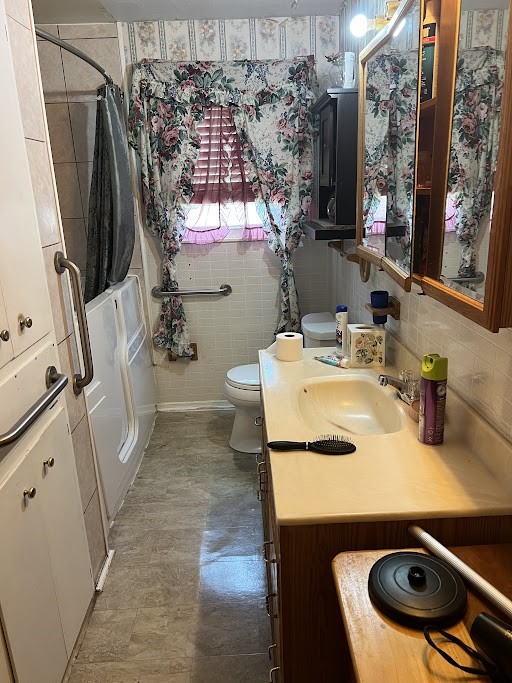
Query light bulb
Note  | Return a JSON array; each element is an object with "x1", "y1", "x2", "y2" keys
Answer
[
  {"x1": 393, "y1": 18, "x2": 406, "y2": 36},
  {"x1": 350, "y1": 14, "x2": 368, "y2": 38}
]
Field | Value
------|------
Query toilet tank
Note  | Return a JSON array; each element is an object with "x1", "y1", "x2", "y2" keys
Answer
[{"x1": 301, "y1": 312, "x2": 336, "y2": 348}]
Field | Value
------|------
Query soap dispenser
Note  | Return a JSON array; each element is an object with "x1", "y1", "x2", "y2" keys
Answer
[{"x1": 418, "y1": 354, "x2": 448, "y2": 445}]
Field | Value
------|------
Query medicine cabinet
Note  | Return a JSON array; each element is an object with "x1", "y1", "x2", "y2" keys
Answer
[
  {"x1": 355, "y1": 0, "x2": 512, "y2": 331},
  {"x1": 304, "y1": 88, "x2": 358, "y2": 240}
]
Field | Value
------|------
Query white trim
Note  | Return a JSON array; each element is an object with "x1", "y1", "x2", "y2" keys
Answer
[
  {"x1": 95, "y1": 549, "x2": 115, "y2": 593},
  {"x1": 157, "y1": 400, "x2": 234, "y2": 412}
]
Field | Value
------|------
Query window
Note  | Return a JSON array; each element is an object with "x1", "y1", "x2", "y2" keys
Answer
[{"x1": 182, "y1": 106, "x2": 267, "y2": 243}]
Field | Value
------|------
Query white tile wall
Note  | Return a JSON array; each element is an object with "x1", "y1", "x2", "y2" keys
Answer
[
  {"x1": 147, "y1": 237, "x2": 332, "y2": 405},
  {"x1": 332, "y1": 245, "x2": 512, "y2": 443}
]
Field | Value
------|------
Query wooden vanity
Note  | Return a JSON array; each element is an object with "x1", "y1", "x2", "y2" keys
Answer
[
  {"x1": 332, "y1": 544, "x2": 512, "y2": 682},
  {"x1": 258, "y1": 347, "x2": 512, "y2": 682}
]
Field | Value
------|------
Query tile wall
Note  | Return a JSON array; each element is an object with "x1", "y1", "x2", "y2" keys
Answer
[
  {"x1": 7, "y1": 0, "x2": 107, "y2": 578},
  {"x1": 36, "y1": 23, "x2": 122, "y2": 273},
  {"x1": 146, "y1": 238, "x2": 332, "y2": 406},
  {"x1": 332, "y1": 246, "x2": 512, "y2": 443}
]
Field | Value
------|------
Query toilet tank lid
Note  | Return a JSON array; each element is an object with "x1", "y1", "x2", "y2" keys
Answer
[
  {"x1": 301, "y1": 312, "x2": 336, "y2": 340},
  {"x1": 226, "y1": 364, "x2": 260, "y2": 388}
]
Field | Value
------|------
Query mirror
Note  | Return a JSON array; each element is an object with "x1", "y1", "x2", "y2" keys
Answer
[
  {"x1": 440, "y1": 0, "x2": 508, "y2": 301},
  {"x1": 358, "y1": 0, "x2": 422, "y2": 282}
]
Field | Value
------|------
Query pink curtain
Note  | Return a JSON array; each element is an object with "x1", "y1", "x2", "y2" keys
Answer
[{"x1": 182, "y1": 106, "x2": 266, "y2": 243}]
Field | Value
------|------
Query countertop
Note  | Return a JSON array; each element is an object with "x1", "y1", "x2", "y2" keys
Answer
[
  {"x1": 259, "y1": 347, "x2": 512, "y2": 525},
  {"x1": 332, "y1": 544, "x2": 512, "y2": 682}
]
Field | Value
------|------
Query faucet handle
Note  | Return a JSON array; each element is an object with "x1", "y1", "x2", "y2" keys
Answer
[{"x1": 399, "y1": 370, "x2": 420, "y2": 401}]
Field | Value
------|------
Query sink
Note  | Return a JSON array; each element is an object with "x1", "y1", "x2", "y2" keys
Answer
[{"x1": 297, "y1": 376, "x2": 404, "y2": 436}]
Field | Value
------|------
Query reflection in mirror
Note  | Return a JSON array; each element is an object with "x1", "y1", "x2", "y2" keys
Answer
[
  {"x1": 362, "y1": 1, "x2": 421, "y2": 274},
  {"x1": 440, "y1": 0, "x2": 508, "y2": 301}
]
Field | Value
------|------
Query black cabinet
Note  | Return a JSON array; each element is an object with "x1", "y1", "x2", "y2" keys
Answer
[{"x1": 303, "y1": 88, "x2": 358, "y2": 240}]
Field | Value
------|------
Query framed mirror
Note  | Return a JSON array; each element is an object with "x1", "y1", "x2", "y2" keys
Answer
[
  {"x1": 414, "y1": 0, "x2": 512, "y2": 331},
  {"x1": 356, "y1": 0, "x2": 423, "y2": 290}
]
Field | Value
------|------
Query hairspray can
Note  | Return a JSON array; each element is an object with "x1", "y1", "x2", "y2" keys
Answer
[{"x1": 419, "y1": 354, "x2": 448, "y2": 445}]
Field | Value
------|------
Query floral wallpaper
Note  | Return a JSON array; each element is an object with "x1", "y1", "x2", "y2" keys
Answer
[{"x1": 120, "y1": 16, "x2": 341, "y2": 88}]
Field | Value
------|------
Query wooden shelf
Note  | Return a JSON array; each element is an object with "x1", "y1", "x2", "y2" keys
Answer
[
  {"x1": 364, "y1": 295, "x2": 401, "y2": 320},
  {"x1": 416, "y1": 186, "x2": 432, "y2": 195},
  {"x1": 420, "y1": 96, "x2": 437, "y2": 112},
  {"x1": 303, "y1": 219, "x2": 356, "y2": 240}
]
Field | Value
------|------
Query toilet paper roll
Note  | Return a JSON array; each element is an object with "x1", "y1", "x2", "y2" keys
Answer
[{"x1": 275, "y1": 332, "x2": 303, "y2": 362}]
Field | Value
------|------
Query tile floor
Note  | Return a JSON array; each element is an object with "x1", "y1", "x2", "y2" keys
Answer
[{"x1": 68, "y1": 410, "x2": 270, "y2": 682}]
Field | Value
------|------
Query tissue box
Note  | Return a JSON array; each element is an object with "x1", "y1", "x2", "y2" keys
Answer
[{"x1": 346, "y1": 324, "x2": 385, "y2": 366}]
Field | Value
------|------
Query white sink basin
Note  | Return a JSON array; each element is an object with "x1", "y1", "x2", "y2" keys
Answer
[{"x1": 297, "y1": 375, "x2": 404, "y2": 436}]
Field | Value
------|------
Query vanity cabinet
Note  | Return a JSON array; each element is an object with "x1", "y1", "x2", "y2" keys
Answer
[
  {"x1": 259, "y1": 436, "x2": 512, "y2": 682},
  {"x1": 0, "y1": 407, "x2": 94, "y2": 683}
]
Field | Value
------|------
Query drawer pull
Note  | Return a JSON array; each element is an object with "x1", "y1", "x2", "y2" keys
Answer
[
  {"x1": 265, "y1": 592, "x2": 277, "y2": 618},
  {"x1": 0, "y1": 367, "x2": 68, "y2": 447},
  {"x1": 23, "y1": 487, "x2": 36, "y2": 500},
  {"x1": 269, "y1": 666, "x2": 280, "y2": 682},
  {"x1": 254, "y1": 416, "x2": 263, "y2": 426},
  {"x1": 43, "y1": 457, "x2": 55, "y2": 469},
  {"x1": 0, "y1": 330, "x2": 9, "y2": 342},
  {"x1": 263, "y1": 541, "x2": 276, "y2": 564},
  {"x1": 268, "y1": 643, "x2": 277, "y2": 660},
  {"x1": 19, "y1": 316, "x2": 33, "y2": 331}
]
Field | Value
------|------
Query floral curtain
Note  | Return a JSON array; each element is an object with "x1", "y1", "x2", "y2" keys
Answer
[
  {"x1": 128, "y1": 57, "x2": 315, "y2": 354},
  {"x1": 446, "y1": 47, "x2": 504, "y2": 279},
  {"x1": 363, "y1": 51, "x2": 418, "y2": 267}
]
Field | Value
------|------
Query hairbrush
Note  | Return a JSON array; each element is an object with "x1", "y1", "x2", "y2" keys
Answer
[{"x1": 267, "y1": 434, "x2": 356, "y2": 455}]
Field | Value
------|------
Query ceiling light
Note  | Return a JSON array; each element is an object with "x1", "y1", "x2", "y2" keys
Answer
[{"x1": 350, "y1": 14, "x2": 368, "y2": 37}]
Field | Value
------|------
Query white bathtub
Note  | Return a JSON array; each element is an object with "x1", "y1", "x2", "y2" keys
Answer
[{"x1": 85, "y1": 275, "x2": 156, "y2": 521}]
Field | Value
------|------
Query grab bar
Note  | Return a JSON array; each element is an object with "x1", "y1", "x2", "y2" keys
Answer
[
  {"x1": 0, "y1": 367, "x2": 68, "y2": 447},
  {"x1": 54, "y1": 252, "x2": 94, "y2": 395},
  {"x1": 151, "y1": 284, "x2": 232, "y2": 298},
  {"x1": 445, "y1": 271, "x2": 485, "y2": 285}
]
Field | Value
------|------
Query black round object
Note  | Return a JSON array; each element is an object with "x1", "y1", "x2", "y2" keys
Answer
[{"x1": 368, "y1": 552, "x2": 467, "y2": 628}]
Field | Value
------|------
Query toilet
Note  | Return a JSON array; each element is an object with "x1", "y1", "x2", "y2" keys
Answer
[
  {"x1": 224, "y1": 364, "x2": 262, "y2": 453},
  {"x1": 301, "y1": 312, "x2": 336, "y2": 347}
]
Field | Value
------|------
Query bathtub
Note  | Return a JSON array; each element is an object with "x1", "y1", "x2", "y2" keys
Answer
[{"x1": 85, "y1": 275, "x2": 156, "y2": 521}]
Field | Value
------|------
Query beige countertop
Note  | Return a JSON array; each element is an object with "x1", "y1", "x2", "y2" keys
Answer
[{"x1": 259, "y1": 346, "x2": 512, "y2": 526}]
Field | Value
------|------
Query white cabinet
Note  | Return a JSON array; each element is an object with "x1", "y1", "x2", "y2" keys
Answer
[
  {"x1": 0, "y1": 407, "x2": 94, "y2": 683},
  {"x1": 0, "y1": 282, "x2": 13, "y2": 371},
  {"x1": 0, "y1": 2, "x2": 52, "y2": 358}
]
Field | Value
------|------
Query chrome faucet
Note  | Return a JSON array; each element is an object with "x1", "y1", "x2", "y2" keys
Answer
[{"x1": 378, "y1": 371, "x2": 420, "y2": 405}]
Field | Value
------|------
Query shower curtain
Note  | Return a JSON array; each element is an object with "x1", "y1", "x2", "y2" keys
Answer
[{"x1": 85, "y1": 84, "x2": 135, "y2": 303}]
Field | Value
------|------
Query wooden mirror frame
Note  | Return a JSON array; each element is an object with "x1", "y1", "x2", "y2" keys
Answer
[
  {"x1": 413, "y1": 0, "x2": 512, "y2": 332},
  {"x1": 355, "y1": 0, "x2": 423, "y2": 293}
]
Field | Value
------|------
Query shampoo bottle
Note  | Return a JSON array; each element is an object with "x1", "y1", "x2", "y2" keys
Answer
[
  {"x1": 418, "y1": 354, "x2": 448, "y2": 445},
  {"x1": 335, "y1": 305, "x2": 348, "y2": 357}
]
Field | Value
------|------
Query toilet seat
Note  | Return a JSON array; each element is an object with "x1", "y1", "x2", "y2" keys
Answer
[{"x1": 226, "y1": 364, "x2": 260, "y2": 391}]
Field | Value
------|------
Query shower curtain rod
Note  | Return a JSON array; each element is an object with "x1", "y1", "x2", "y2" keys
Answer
[{"x1": 35, "y1": 27, "x2": 114, "y2": 85}]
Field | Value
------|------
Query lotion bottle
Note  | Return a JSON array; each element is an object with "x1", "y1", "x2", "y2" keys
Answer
[
  {"x1": 335, "y1": 305, "x2": 348, "y2": 357},
  {"x1": 418, "y1": 354, "x2": 448, "y2": 445}
]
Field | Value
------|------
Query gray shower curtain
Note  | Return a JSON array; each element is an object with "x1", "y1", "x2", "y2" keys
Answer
[{"x1": 85, "y1": 84, "x2": 135, "y2": 303}]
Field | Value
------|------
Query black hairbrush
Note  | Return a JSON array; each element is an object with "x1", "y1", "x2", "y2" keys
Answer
[{"x1": 267, "y1": 434, "x2": 356, "y2": 455}]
